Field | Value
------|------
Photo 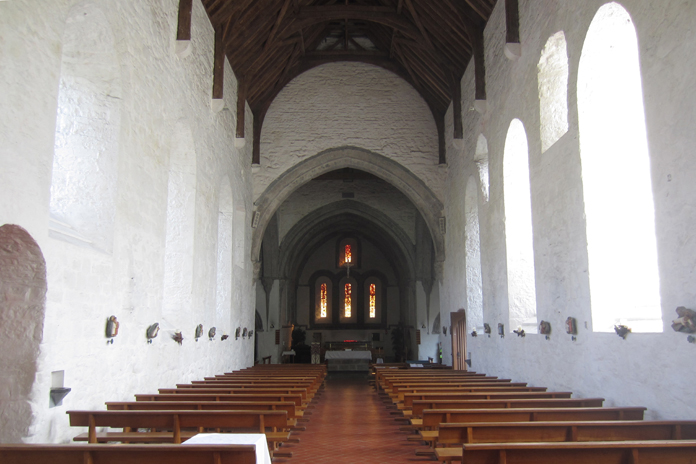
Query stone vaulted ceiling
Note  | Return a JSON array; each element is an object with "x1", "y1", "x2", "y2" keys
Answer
[{"x1": 196, "y1": 0, "x2": 500, "y2": 163}]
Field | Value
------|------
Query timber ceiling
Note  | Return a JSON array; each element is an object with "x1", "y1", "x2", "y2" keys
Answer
[{"x1": 199, "y1": 0, "x2": 499, "y2": 163}]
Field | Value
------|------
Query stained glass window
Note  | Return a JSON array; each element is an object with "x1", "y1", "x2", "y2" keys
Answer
[
  {"x1": 369, "y1": 283, "x2": 376, "y2": 318},
  {"x1": 320, "y1": 283, "x2": 327, "y2": 318},
  {"x1": 344, "y1": 244, "x2": 352, "y2": 264},
  {"x1": 344, "y1": 283, "x2": 352, "y2": 318}
]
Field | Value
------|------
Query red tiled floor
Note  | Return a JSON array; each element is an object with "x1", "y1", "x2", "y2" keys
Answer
[{"x1": 275, "y1": 373, "x2": 433, "y2": 463}]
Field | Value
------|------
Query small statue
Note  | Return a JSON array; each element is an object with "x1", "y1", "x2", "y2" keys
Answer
[
  {"x1": 235, "y1": 327, "x2": 241, "y2": 340},
  {"x1": 539, "y1": 320, "x2": 552, "y2": 335},
  {"x1": 672, "y1": 307, "x2": 696, "y2": 333},
  {"x1": 242, "y1": 328, "x2": 248, "y2": 339},
  {"x1": 221, "y1": 334, "x2": 229, "y2": 341},
  {"x1": 565, "y1": 317, "x2": 578, "y2": 335},
  {"x1": 208, "y1": 327, "x2": 216, "y2": 340},
  {"x1": 146, "y1": 323, "x2": 160, "y2": 342},
  {"x1": 172, "y1": 331, "x2": 184, "y2": 345},
  {"x1": 614, "y1": 324, "x2": 631, "y2": 339},
  {"x1": 513, "y1": 328, "x2": 525, "y2": 337},
  {"x1": 195, "y1": 324, "x2": 203, "y2": 341},
  {"x1": 497, "y1": 323, "x2": 505, "y2": 337},
  {"x1": 471, "y1": 330, "x2": 477, "y2": 337},
  {"x1": 106, "y1": 316, "x2": 119, "y2": 340},
  {"x1": 483, "y1": 323, "x2": 491, "y2": 334}
]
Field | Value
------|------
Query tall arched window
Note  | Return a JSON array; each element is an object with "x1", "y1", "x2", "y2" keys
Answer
[
  {"x1": 313, "y1": 276, "x2": 333, "y2": 324},
  {"x1": 162, "y1": 121, "x2": 196, "y2": 323},
  {"x1": 364, "y1": 276, "x2": 383, "y2": 322},
  {"x1": 538, "y1": 31, "x2": 569, "y2": 152},
  {"x1": 475, "y1": 135, "x2": 490, "y2": 202},
  {"x1": 50, "y1": 4, "x2": 121, "y2": 253},
  {"x1": 504, "y1": 119, "x2": 538, "y2": 333},
  {"x1": 339, "y1": 276, "x2": 357, "y2": 323},
  {"x1": 578, "y1": 3, "x2": 662, "y2": 333},
  {"x1": 215, "y1": 178, "x2": 234, "y2": 325},
  {"x1": 465, "y1": 175, "x2": 484, "y2": 329}
]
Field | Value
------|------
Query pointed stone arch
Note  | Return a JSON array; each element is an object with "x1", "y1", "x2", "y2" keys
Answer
[{"x1": 251, "y1": 147, "x2": 444, "y2": 277}]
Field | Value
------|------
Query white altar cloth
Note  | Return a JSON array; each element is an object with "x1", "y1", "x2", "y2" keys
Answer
[
  {"x1": 183, "y1": 433, "x2": 271, "y2": 464},
  {"x1": 324, "y1": 350, "x2": 372, "y2": 360}
]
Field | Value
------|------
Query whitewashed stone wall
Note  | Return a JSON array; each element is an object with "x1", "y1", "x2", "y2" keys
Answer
[
  {"x1": 0, "y1": 0, "x2": 254, "y2": 443},
  {"x1": 254, "y1": 62, "x2": 445, "y2": 202},
  {"x1": 441, "y1": 0, "x2": 696, "y2": 420}
]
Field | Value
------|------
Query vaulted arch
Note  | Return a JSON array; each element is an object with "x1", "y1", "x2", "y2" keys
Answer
[{"x1": 251, "y1": 147, "x2": 444, "y2": 276}]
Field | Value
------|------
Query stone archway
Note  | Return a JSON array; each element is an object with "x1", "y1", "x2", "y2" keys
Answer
[
  {"x1": 0, "y1": 225, "x2": 47, "y2": 443},
  {"x1": 251, "y1": 146, "x2": 445, "y2": 276}
]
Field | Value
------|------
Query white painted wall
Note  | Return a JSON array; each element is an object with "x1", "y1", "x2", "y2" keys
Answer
[
  {"x1": 441, "y1": 0, "x2": 696, "y2": 420},
  {"x1": 0, "y1": 0, "x2": 254, "y2": 443},
  {"x1": 255, "y1": 62, "x2": 445, "y2": 202}
]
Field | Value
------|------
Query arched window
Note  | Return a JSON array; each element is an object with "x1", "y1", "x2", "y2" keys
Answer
[
  {"x1": 475, "y1": 135, "x2": 490, "y2": 202},
  {"x1": 364, "y1": 276, "x2": 383, "y2": 322},
  {"x1": 162, "y1": 121, "x2": 196, "y2": 323},
  {"x1": 578, "y1": 3, "x2": 662, "y2": 333},
  {"x1": 504, "y1": 119, "x2": 538, "y2": 333},
  {"x1": 337, "y1": 237, "x2": 360, "y2": 269},
  {"x1": 465, "y1": 175, "x2": 484, "y2": 329},
  {"x1": 339, "y1": 276, "x2": 357, "y2": 323},
  {"x1": 313, "y1": 276, "x2": 333, "y2": 323},
  {"x1": 538, "y1": 31, "x2": 569, "y2": 152},
  {"x1": 215, "y1": 178, "x2": 234, "y2": 325},
  {"x1": 50, "y1": 4, "x2": 121, "y2": 253}
]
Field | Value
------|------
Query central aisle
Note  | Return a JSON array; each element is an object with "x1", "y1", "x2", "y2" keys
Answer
[{"x1": 277, "y1": 372, "x2": 429, "y2": 463}]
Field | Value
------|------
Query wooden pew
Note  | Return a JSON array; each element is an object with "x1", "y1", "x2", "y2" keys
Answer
[
  {"x1": 0, "y1": 444, "x2": 257, "y2": 464},
  {"x1": 409, "y1": 397, "x2": 605, "y2": 417},
  {"x1": 394, "y1": 386, "x2": 549, "y2": 403},
  {"x1": 157, "y1": 387, "x2": 310, "y2": 402},
  {"x1": 134, "y1": 393, "x2": 305, "y2": 409},
  {"x1": 439, "y1": 440, "x2": 696, "y2": 464},
  {"x1": 420, "y1": 407, "x2": 647, "y2": 430},
  {"x1": 68, "y1": 409, "x2": 290, "y2": 448},
  {"x1": 106, "y1": 400, "x2": 302, "y2": 421},
  {"x1": 433, "y1": 420, "x2": 696, "y2": 461},
  {"x1": 402, "y1": 391, "x2": 574, "y2": 410}
]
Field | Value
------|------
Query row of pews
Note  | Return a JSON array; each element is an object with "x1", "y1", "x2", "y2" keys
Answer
[
  {"x1": 374, "y1": 365, "x2": 696, "y2": 463},
  {"x1": 1, "y1": 364, "x2": 326, "y2": 463}
]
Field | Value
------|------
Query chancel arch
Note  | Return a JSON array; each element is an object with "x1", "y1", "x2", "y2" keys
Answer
[{"x1": 251, "y1": 147, "x2": 444, "y2": 274}]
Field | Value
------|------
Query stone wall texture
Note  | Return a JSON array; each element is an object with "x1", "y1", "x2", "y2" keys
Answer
[
  {"x1": 0, "y1": 0, "x2": 254, "y2": 443},
  {"x1": 440, "y1": 0, "x2": 696, "y2": 420}
]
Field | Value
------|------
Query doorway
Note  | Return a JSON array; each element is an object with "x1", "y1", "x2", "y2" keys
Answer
[{"x1": 450, "y1": 309, "x2": 467, "y2": 370}]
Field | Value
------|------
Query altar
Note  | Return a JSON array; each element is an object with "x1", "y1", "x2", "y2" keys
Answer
[{"x1": 324, "y1": 346, "x2": 373, "y2": 372}]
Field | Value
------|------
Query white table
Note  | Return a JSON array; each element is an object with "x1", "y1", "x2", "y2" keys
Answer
[
  {"x1": 324, "y1": 350, "x2": 372, "y2": 360},
  {"x1": 183, "y1": 433, "x2": 271, "y2": 464}
]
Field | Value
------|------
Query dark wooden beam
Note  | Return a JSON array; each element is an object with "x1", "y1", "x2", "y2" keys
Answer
[
  {"x1": 252, "y1": 110, "x2": 264, "y2": 165},
  {"x1": 471, "y1": 26, "x2": 486, "y2": 102},
  {"x1": 264, "y1": 0, "x2": 294, "y2": 52},
  {"x1": 505, "y1": 0, "x2": 520, "y2": 46},
  {"x1": 452, "y1": 73, "x2": 463, "y2": 139},
  {"x1": 237, "y1": 77, "x2": 247, "y2": 138},
  {"x1": 213, "y1": 26, "x2": 225, "y2": 101},
  {"x1": 402, "y1": 0, "x2": 433, "y2": 48},
  {"x1": 176, "y1": 0, "x2": 193, "y2": 41}
]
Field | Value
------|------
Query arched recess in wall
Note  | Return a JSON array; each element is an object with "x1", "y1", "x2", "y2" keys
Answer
[
  {"x1": 474, "y1": 135, "x2": 490, "y2": 202},
  {"x1": 215, "y1": 177, "x2": 234, "y2": 327},
  {"x1": 503, "y1": 119, "x2": 538, "y2": 333},
  {"x1": 0, "y1": 225, "x2": 47, "y2": 443},
  {"x1": 538, "y1": 31, "x2": 569, "y2": 153},
  {"x1": 578, "y1": 2, "x2": 662, "y2": 333},
  {"x1": 464, "y1": 175, "x2": 484, "y2": 330},
  {"x1": 162, "y1": 121, "x2": 197, "y2": 325},
  {"x1": 49, "y1": 3, "x2": 121, "y2": 253},
  {"x1": 251, "y1": 147, "x2": 444, "y2": 274}
]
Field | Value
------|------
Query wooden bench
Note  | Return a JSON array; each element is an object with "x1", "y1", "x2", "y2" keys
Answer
[
  {"x1": 134, "y1": 393, "x2": 305, "y2": 409},
  {"x1": 402, "y1": 391, "x2": 574, "y2": 409},
  {"x1": 68, "y1": 409, "x2": 290, "y2": 449},
  {"x1": 0, "y1": 444, "x2": 257, "y2": 464},
  {"x1": 106, "y1": 400, "x2": 302, "y2": 421},
  {"x1": 157, "y1": 387, "x2": 310, "y2": 402},
  {"x1": 438, "y1": 440, "x2": 696, "y2": 464},
  {"x1": 433, "y1": 420, "x2": 696, "y2": 461},
  {"x1": 409, "y1": 398, "x2": 605, "y2": 417},
  {"x1": 394, "y1": 386, "x2": 549, "y2": 402}
]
